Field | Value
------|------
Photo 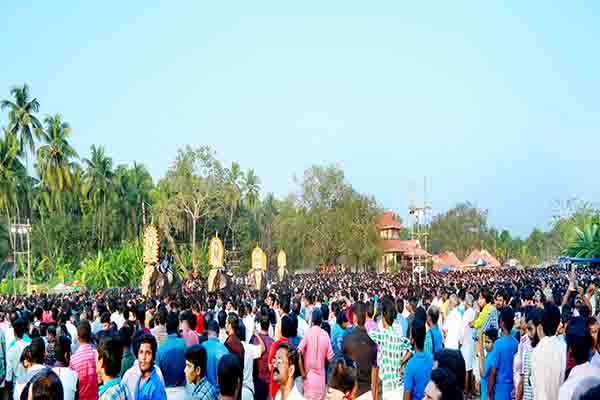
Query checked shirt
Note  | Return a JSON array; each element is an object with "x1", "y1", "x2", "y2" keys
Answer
[{"x1": 369, "y1": 326, "x2": 412, "y2": 392}]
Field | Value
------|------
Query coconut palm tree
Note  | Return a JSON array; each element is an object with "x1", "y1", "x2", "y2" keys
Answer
[
  {"x1": 0, "y1": 133, "x2": 25, "y2": 223},
  {"x1": 126, "y1": 162, "x2": 153, "y2": 235},
  {"x1": 113, "y1": 162, "x2": 153, "y2": 239},
  {"x1": 1, "y1": 85, "x2": 43, "y2": 219},
  {"x1": 36, "y1": 114, "x2": 78, "y2": 194},
  {"x1": 224, "y1": 162, "x2": 243, "y2": 246},
  {"x1": 0, "y1": 84, "x2": 42, "y2": 156},
  {"x1": 82, "y1": 145, "x2": 114, "y2": 248},
  {"x1": 243, "y1": 169, "x2": 261, "y2": 209},
  {"x1": 257, "y1": 193, "x2": 278, "y2": 253}
]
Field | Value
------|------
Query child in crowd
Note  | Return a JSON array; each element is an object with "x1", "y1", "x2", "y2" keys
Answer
[{"x1": 479, "y1": 328, "x2": 498, "y2": 400}]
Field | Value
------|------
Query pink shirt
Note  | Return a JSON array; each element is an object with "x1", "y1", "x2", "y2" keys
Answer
[
  {"x1": 298, "y1": 326, "x2": 334, "y2": 400},
  {"x1": 70, "y1": 343, "x2": 98, "y2": 400},
  {"x1": 365, "y1": 319, "x2": 378, "y2": 334},
  {"x1": 42, "y1": 310, "x2": 55, "y2": 324},
  {"x1": 181, "y1": 327, "x2": 199, "y2": 347}
]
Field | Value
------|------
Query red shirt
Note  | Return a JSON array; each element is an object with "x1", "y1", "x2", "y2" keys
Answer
[
  {"x1": 195, "y1": 312, "x2": 205, "y2": 334},
  {"x1": 42, "y1": 310, "x2": 55, "y2": 324},
  {"x1": 269, "y1": 338, "x2": 289, "y2": 399},
  {"x1": 70, "y1": 343, "x2": 98, "y2": 400}
]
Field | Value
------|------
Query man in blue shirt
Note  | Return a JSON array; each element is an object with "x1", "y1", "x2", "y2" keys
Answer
[
  {"x1": 393, "y1": 298, "x2": 409, "y2": 338},
  {"x1": 156, "y1": 312, "x2": 186, "y2": 387},
  {"x1": 404, "y1": 319, "x2": 433, "y2": 400},
  {"x1": 331, "y1": 312, "x2": 348, "y2": 357},
  {"x1": 424, "y1": 306, "x2": 444, "y2": 354},
  {"x1": 487, "y1": 307, "x2": 518, "y2": 400},
  {"x1": 202, "y1": 320, "x2": 229, "y2": 391},
  {"x1": 130, "y1": 334, "x2": 167, "y2": 400}
]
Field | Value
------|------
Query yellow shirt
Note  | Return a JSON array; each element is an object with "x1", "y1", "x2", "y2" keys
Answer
[{"x1": 441, "y1": 299, "x2": 450, "y2": 316}]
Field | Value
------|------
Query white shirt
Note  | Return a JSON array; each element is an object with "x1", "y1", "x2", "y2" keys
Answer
[
  {"x1": 242, "y1": 342, "x2": 263, "y2": 393},
  {"x1": 219, "y1": 330, "x2": 228, "y2": 344},
  {"x1": 0, "y1": 321, "x2": 10, "y2": 336},
  {"x1": 296, "y1": 316, "x2": 308, "y2": 339},
  {"x1": 531, "y1": 335, "x2": 567, "y2": 400},
  {"x1": 14, "y1": 364, "x2": 46, "y2": 400},
  {"x1": 444, "y1": 308, "x2": 462, "y2": 350},
  {"x1": 243, "y1": 315, "x2": 255, "y2": 343},
  {"x1": 52, "y1": 366, "x2": 78, "y2": 400},
  {"x1": 461, "y1": 307, "x2": 476, "y2": 346},
  {"x1": 4, "y1": 327, "x2": 14, "y2": 350},
  {"x1": 558, "y1": 362, "x2": 600, "y2": 400},
  {"x1": 111, "y1": 312, "x2": 125, "y2": 330},
  {"x1": 6, "y1": 339, "x2": 29, "y2": 383},
  {"x1": 275, "y1": 384, "x2": 305, "y2": 400},
  {"x1": 66, "y1": 321, "x2": 79, "y2": 353}
]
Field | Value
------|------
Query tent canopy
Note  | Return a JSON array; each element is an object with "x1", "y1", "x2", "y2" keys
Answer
[
  {"x1": 463, "y1": 249, "x2": 500, "y2": 267},
  {"x1": 49, "y1": 283, "x2": 78, "y2": 295}
]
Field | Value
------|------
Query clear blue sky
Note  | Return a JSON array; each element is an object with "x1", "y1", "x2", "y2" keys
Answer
[{"x1": 1, "y1": 2, "x2": 599, "y2": 237}]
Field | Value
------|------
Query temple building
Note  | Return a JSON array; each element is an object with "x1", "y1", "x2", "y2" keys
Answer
[{"x1": 377, "y1": 211, "x2": 431, "y2": 272}]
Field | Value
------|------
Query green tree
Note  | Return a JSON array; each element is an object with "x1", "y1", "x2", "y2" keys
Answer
[
  {"x1": 36, "y1": 114, "x2": 78, "y2": 214},
  {"x1": 153, "y1": 146, "x2": 224, "y2": 274},
  {"x1": 272, "y1": 164, "x2": 380, "y2": 271},
  {"x1": 243, "y1": 169, "x2": 261, "y2": 209},
  {"x1": 1, "y1": 84, "x2": 42, "y2": 156},
  {"x1": 549, "y1": 199, "x2": 597, "y2": 256},
  {"x1": 430, "y1": 202, "x2": 492, "y2": 259},
  {"x1": 256, "y1": 193, "x2": 278, "y2": 257},
  {"x1": 82, "y1": 145, "x2": 114, "y2": 248},
  {"x1": 564, "y1": 222, "x2": 600, "y2": 258},
  {"x1": 0, "y1": 133, "x2": 26, "y2": 242},
  {"x1": 342, "y1": 192, "x2": 382, "y2": 272},
  {"x1": 223, "y1": 162, "x2": 243, "y2": 247},
  {"x1": 113, "y1": 162, "x2": 153, "y2": 239},
  {"x1": 527, "y1": 228, "x2": 547, "y2": 263},
  {"x1": 1, "y1": 84, "x2": 43, "y2": 220},
  {"x1": 273, "y1": 195, "x2": 309, "y2": 271},
  {"x1": 0, "y1": 224, "x2": 11, "y2": 265}
]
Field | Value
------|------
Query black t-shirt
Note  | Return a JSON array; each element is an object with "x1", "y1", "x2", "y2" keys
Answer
[{"x1": 342, "y1": 327, "x2": 378, "y2": 396}]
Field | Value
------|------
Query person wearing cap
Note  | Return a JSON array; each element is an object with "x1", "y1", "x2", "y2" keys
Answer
[{"x1": 558, "y1": 316, "x2": 600, "y2": 400}]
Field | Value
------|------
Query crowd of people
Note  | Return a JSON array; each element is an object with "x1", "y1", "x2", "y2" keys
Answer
[{"x1": 0, "y1": 264, "x2": 598, "y2": 400}]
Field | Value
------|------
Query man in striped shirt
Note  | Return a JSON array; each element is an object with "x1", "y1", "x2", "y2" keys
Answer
[{"x1": 70, "y1": 321, "x2": 99, "y2": 400}]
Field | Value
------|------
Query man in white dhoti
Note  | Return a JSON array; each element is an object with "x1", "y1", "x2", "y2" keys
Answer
[{"x1": 444, "y1": 294, "x2": 462, "y2": 350}]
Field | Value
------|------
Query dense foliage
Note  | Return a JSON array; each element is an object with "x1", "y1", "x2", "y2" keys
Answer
[
  {"x1": 430, "y1": 200, "x2": 600, "y2": 266},
  {"x1": 0, "y1": 84, "x2": 384, "y2": 289},
  {"x1": 0, "y1": 84, "x2": 595, "y2": 291}
]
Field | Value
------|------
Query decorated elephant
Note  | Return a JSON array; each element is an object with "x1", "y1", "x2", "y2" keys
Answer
[
  {"x1": 141, "y1": 262, "x2": 182, "y2": 298},
  {"x1": 208, "y1": 267, "x2": 232, "y2": 297}
]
